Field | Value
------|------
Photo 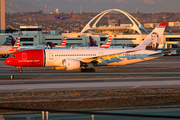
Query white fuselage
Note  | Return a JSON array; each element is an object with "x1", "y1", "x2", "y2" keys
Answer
[{"x1": 44, "y1": 48, "x2": 160, "y2": 67}]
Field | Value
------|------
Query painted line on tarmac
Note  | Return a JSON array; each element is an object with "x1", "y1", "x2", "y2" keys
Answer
[
  {"x1": 19, "y1": 88, "x2": 33, "y2": 92},
  {"x1": 132, "y1": 85, "x2": 141, "y2": 89}
]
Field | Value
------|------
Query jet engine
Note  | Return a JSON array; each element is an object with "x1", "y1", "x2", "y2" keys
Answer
[{"x1": 62, "y1": 59, "x2": 81, "y2": 70}]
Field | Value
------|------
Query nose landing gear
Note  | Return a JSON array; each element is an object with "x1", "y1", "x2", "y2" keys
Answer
[
  {"x1": 19, "y1": 69, "x2": 23, "y2": 73},
  {"x1": 17, "y1": 66, "x2": 23, "y2": 73}
]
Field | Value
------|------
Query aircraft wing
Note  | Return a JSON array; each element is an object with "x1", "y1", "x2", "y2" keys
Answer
[{"x1": 79, "y1": 49, "x2": 141, "y2": 63}]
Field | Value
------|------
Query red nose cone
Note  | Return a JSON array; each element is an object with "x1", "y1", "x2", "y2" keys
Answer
[{"x1": 5, "y1": 58, "x2": 10, "y2": 65}]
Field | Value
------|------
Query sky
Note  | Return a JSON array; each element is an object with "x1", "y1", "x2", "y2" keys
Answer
[{"x1": 5, "y1": 0, "x2": 180, "y2": 13}]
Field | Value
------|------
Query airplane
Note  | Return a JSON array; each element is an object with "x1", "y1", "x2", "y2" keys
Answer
[
  {"x1": 53, "y1": 36, "x2": 110, "y2": 49},
  {"x1": 88, "y1": 36, "x2": 131, "y2": 49},
  {"x1": 5, "y1": 22, "x2": 167, "y2": 73},
  {"x1": 46, "y1": 42, "x2": 55, "y2": 49},
  {"x1": 21, "y1": 37, "x2": 68, "y2": 50},
  {"x1": 89, "y1": 36, "x2": 98, "y2": 47},
  {"x1": 74, "y1": 36, "x2": 112, "y2": 49},
  {"x1": 54, "y1": 11, "x2": 73, "y2": 19},
  {"x1": 0, "y1": 36, "x2": 21, "y2": 57},
  {"x1": 43, "y1": 37, "x2": 68, "y2": 49},
  {"x1": 0, "y1": 36, "x2": 16, "y2": 47}
]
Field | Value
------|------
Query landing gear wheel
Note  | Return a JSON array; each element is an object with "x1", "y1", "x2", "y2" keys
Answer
[
  {"x1": 90, "y1": 68, "x2": 95, "y2": 72},
  {"x1": 19, "y1": 69, "x2": 23, "y2": 73},
  {"x1": 81, "y1": 68, "x2": 85, "y2": 72},
  {"x1": 81, "y1": 68, "x2": 95, "y2": 72},
  {"x1": 85, "y1": 69, "x2": 91, "y2": 72}
]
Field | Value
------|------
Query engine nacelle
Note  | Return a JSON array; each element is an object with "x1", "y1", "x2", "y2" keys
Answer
[{"x1": 62, "y1": 59, "x2": 81, "y2": 70}]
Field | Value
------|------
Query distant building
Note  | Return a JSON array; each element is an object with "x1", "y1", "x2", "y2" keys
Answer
[
  {"x1": 45, "y1": 4, "x2": 47, "y2": 13},
  {"x1": 144, "y1": 23, "x2": 158, "y2": 29},
  {"x1": 80, "y1": 6, "x2": 82, "y2": 14},
  {"x1": 20, "y1": 26, "x2": 42, "y2": 36},
  {"x1": 168, "y1": 22, "x2": 180, "y2": 27},
  {"x1": 55, "y1": 9, "x2": 59, "y2": 14},
  {"x1": 1, "y1": 9, "x2": 180, "y2": 50},
  {"x1": 108, "y1": 19, "x2": 120, "y2": 26},
  {"x1": 50, "y1": 30, "x2": 59, "y2": 35},
  {"x1": 120, "y1": 24, "x2": 132, "y2": 27},
  {"x1": 0, "y1": 0, "x2": 5, "y2": 33}
]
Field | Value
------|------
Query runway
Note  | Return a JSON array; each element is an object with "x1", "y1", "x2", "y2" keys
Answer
[
  {"x1": 0, "y1": 56, "x2": 180, "y2": 118},
  {"x1": 0, "y1": 77, "x2": 179, "y2": 93},
  {"x1": 0, "y1": 56, "x2": 180, "y2": 92}
]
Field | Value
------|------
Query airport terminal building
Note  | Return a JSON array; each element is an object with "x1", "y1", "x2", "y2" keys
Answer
[{"x1": 0, "y1": 9, "x2": 180, "y2": 50}]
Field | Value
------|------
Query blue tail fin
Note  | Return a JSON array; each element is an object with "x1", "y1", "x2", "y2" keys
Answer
[{"x1": 89, "y1": 36, "x2": 98, "y2": 47}]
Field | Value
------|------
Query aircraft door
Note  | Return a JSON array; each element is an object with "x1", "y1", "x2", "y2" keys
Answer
[
  {"x1": 49, "y1": 52, "x2": 53, "y2": 60},
  {"x1": 22, "y1": 53, "x2": 27, "y2": 60}
]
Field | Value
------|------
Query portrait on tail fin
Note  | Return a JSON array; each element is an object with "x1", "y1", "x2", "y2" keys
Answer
[
  {"x1": 146, "y1": 32, "x2": 159, "y2": 51},
  {"x1": 136, "y1": 22, "x2": 167, "y2": 51}
]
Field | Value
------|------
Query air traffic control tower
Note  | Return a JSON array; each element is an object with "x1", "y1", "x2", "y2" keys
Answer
[{"x1": 0, "y1": 0, "x2": 5, "y2": 33}]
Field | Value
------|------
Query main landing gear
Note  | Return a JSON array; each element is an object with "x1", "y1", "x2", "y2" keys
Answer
[
  {"x1": 81, "y1": 68, "x2": 95, "y2": 72},
  {"x1": 80, "y1": 62, "x2": 96, "y2": 72}
]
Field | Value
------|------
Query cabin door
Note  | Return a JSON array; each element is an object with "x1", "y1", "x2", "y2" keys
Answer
[
  {"x1": 22, "y1": 53, "x2": 27, "y2": 60},
  {"x1": 49, "y1": 52, "x2": 54, "y2": 60}
]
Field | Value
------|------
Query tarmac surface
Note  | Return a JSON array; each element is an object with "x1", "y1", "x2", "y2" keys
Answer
[
  {"x1": 0, "y1": 56, "x2": 180, "y2": 119},
  {"x1": 0, "y1": 77, "x2": 179, "y2": 93},
  {"x1": 0, "y1": 56, "x2": 180, "y2": 92}
]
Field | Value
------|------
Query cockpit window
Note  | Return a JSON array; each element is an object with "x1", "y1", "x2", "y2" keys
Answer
[{"x1": 9, "y1": 54, "x2": 16, "y2": 57}]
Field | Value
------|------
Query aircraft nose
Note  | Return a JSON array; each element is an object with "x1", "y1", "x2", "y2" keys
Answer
[{"x1": 5, "y1": 58, "x2": 11, "y2": 65}]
